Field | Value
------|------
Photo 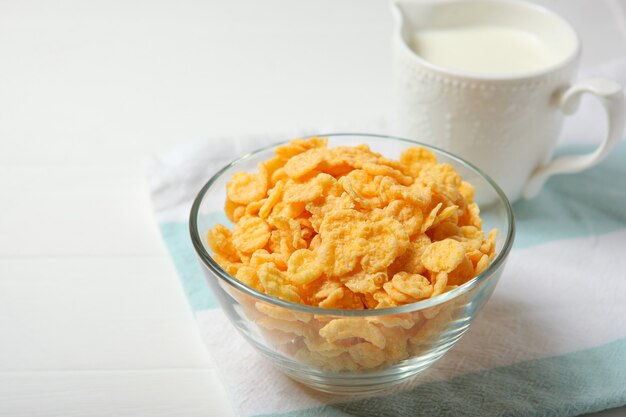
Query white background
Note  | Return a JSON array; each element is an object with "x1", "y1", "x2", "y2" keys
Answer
[{"x1": 1, "y1": 0, "x2": 625, "y2": 416}]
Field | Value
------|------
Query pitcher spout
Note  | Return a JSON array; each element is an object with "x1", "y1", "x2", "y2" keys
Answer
[{"x1": 391, "y1": 0, "x2": 439, "y2": 52}]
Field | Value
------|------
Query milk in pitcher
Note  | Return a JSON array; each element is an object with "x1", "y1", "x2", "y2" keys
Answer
[{"x1": 411, "y1": 25, "x2": 558, "y2": 75}]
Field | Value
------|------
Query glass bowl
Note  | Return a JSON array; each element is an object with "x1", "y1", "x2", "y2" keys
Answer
[{"x1": 189, "y1": 133, "x2": 515, "y2": 394}]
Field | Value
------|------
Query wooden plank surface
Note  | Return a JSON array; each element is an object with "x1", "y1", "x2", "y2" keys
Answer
[
  {"x1": 0, "y1": 0, "x2": 624, "y2": 416},
  {"x1": 0, "y1": 370, "x2": 233, "y2": 417},
  {"x1": 0, "y1": 257, "x2": 211, "y2": 371}
]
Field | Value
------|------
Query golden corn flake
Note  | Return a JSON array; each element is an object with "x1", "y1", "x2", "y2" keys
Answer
[
  {"x1": 271, "y1": 201, "x2": 306, "y2": 219},
  {"x1": 271, "y1": 167, "x2": 288, "y2": 184},
  {"x1": 348, "y1": 342, "x2": 386, "y2": 368},
  {"x1": 340, "y1": 176, "x2": 376, "y2": 209},
  {"x1": 383, "y1": 281, "x2": 418, "y2": 304},
  {"x1": 421, "y1": 202, "x2": 443, "y2": 233},
  {"x1": 321, "y1": 286, "x2": 364, "y2": 310},
  {"x1": 343, "y1": 271, "x2": 386, "y2": 294},
  {"x1": 317, "y1": 212, "x2": 368, "y2": 276},
  {"x1": 388, "y1": 234, "x2": 431, "y2": 277},
  {"x1": 224, "y1": 198, "x2": 243, "y2": 223},
  {"x1": 287, "y1": 249, "x2": 324, "y2": 285},
  {"x1": 283, "y1": 180, "x2": 324, "y2": 203},
  {"x1": 256, "y1": 315, "x2": 305, "y2": 336},
  {"x1": 368, "y1": 315, "x2": 415, "y2": 330},
  {"x1": 235, "y1": 266, "x2": 263, "y2": 291},
  {"x1": 322, "y1": 146, "x2": 378, "y2": 170},
  {"x1": 245, "y1": 199, "x2": 266, "y2": 216},
  {"x1": 391, "y1": 272, "x2": 433, "y2": 300},
  {"x1": 268, "y1": 216, "x2": 307, "y2": 250},
  {"x1": 319, "y1": 318, "x2": 386, "y2": 349},
  {"x1": 249, "y1": 249, "x2": 287, "y2": 270},
  {"x1": 373, "y1": 289, "x2": 398, "y2": 309},
  {"x1": 448, "y1": 255, "x2": 474, "y2": 286},
  {"x1": 207, "y1": 224, "x2": 236, "y2": 259},
  {"x1": 384, "y1": 199, "x2": 423, "y2": 237},
  {"x1": 362, "y1": 162, "x2": 413, "y2": 186},
  {"x1": 359, "y1": 216, "x2": 409, "y2": 273},
  {"x1": 312, "y1": 280, "x2": 344, "y2": 307},
  {"x1": 475, "y1": 254, "x2": 491, "y2": 275},
  {"x1": 208, "y1": 137, "x2": 497, "y2": 312},
  {"x1": 275, "y1": 136, "x2": 327, "y2": 159},
  {"x1": 255, "y1": 302, "x2": 312, "y2": 323},
  {"x1": 232, "y1": 215, "x2": 271, "y2": 253},
  {"x1": 226, "y1": 171, "x2": 267, "y2": 205},
  {"x1": 284, "y1": 147, "x2": 325, "y2": 179},
  {"x1": 400, "y1": 146, "x2": 437, "y2": 177},
  {"x1": 258, "y1": 263, "x2": 301, "y2": 303},
  {"x1": 429, "y1": 222, "x2": 461, "y2": 242},
  {"x1": 301, "y1": 333, "x2": 346, "y2": 358},
  {"x1": 421, "y1": 238, "x2": 466, "y2": 273},
  {"x1": 431, "y1": 272, "x2": 449, "y2": 296},
  {"x1": 258, "y1": 180, "x2": 284, "y2": 219},
  {"x1": 481, "y1": 229, "x2": 498, "y2": 255}
]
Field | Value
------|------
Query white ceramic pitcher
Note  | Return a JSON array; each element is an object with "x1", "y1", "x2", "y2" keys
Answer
[{"x1": 392, "y1": 0, "x2": 625, "y2": 202}]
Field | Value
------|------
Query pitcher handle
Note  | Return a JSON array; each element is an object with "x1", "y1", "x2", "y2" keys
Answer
[{"x1": 522, "y1": 78, "x2": 625, "y2": 199}]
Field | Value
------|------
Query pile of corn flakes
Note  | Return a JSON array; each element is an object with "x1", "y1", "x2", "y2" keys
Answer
[{"x1": 207, "y1": 137, "x2": 497, "y2": 370}]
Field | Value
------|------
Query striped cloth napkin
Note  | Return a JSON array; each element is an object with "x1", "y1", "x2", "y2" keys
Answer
[
  {"x1": 145, "y1": 131, "x2": 626, "y2": 417},
  {"x1": 145, "y1": 59, "x2": 626, "y2": 417}
]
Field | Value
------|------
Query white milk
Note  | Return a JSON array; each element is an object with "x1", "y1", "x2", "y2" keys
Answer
[{"x1": 411, "y1": 25, "x2": 557, "y2": 75}]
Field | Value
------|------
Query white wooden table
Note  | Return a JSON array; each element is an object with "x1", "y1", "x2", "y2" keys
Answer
[{"x1": 1, "y1": 1, "x2": 625, "y2": 415}]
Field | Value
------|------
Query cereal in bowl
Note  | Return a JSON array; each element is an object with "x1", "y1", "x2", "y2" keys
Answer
[{"x1": 206, "y1": 137, "x2": 498, "y2": 370}]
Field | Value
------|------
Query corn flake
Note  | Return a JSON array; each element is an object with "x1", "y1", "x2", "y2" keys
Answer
[
  {"x1": 227, "y1": 171, "x2": 267, "y2": 205},
  {"x1": 258, "y1": 263, "x2": 301, "y2": 303},
  {"x1": 421, "y1": 238, "x2": 466, "y2": 273},
  {"x1": 391, "y1": 272, "x2": 433, "y2": 300},
  {"x1": 319, "y1": 318, "x2": 386, "y2": 349},
  {"x1": 284, "y1": 147, "x2": 325, "y2": 179},
  {"x1": 207, "y1": 224, "x2": 236, "y2": 259},
  {"x1": 232, "y1": 215, "x2": 271, "y2": 253},
  {"x1": 287, "y1": 249, "x2": 324, "y2": 285}
]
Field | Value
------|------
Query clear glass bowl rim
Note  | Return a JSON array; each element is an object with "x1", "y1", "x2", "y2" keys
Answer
[{"x1": 189, "y1": 133, "x2": 516, "y2": 317}]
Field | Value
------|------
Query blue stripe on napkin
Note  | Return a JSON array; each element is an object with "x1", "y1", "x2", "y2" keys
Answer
[
  {"x1": 514, "y1": 143, "x2": 626, "y2": 248},
  {"x1": 159, "y1": 222, "x2": 218, "y2": 311},
  {"x1": 258, "y1": 336, "x2": 626, "y2": 417}
]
